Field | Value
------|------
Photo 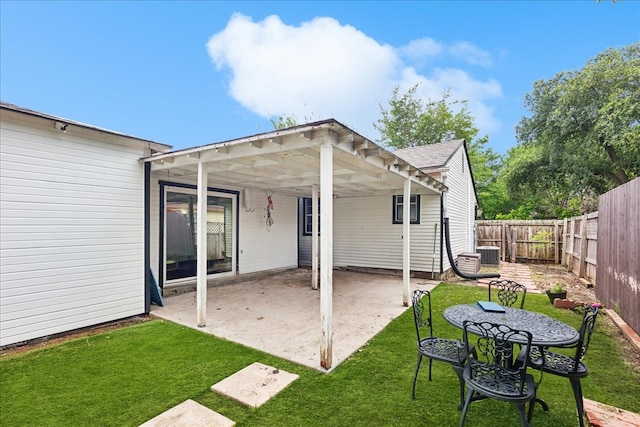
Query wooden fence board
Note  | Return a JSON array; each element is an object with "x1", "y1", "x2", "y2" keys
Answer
[
  {"x1": 476, "y1": 220, "x2": 563, "y2": 264},
  {"x1": 595, "y1": 178, "x2": 639, "y2": 336},
  {"x1": 477, "y1": 179, "x2": 638, "y2": 336}
]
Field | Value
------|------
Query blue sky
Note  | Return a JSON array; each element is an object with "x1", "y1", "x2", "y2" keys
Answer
[{"x1": 1, "y1": 1, "x2": 638, "y2": 154}]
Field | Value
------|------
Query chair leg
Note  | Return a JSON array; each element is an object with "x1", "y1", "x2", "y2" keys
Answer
[
  {"x1": 459, "y1": 388, "x2": 474, "y2": 427},
  {"x1": 453, "y1": 365, "x2": 465, "y2": 411},
  {"x1": 569, "y1": 378, "x2": 585, "y2": 427},
  {"x1": 528, "y1": 397, "x2": 548, "y2": 422},
  {"x1": 517, "y1": 403, "x2": 530, "y2": 427},
  {"x1": 428, "y1": 358, "x2": 433, "y2": 381},
  {"x1": 412, "y1": 354, "x2": 423, "y2": 400}
]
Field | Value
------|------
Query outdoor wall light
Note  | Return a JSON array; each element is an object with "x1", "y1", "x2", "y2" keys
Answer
[{"x1": 54, "y1": 121, "x2": 68, "y2": 132}]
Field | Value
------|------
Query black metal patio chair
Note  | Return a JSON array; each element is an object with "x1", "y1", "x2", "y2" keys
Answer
[
  {"x1": 527, "y1": 304, "x2": 601, "y2": 427},
  {"x1": 411, "y1": 289, "x2": 468, "y2": 408},
  {"x1": 459, "y1": 320, "x2": 538, "y2": 427},
  {"x1": 488, "y1": 279, "x2": 528, "y2": 309}
]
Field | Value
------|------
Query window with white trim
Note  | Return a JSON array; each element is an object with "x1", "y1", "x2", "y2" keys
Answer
[
  {"x1": 392, "y1": 195, "x2": 420, "y2": 224},
  {"x1": 303, "y1": 198, "x2": 320, "y2": 235}
]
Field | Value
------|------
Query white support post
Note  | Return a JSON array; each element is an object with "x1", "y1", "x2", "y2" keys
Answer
[
  {"x1": 196, "y1": 161, "x2": 208, "y2": 327},
  {"x1": 311, "y1": 184, "x2": 319, "y2": 290},
  {"x1": 402, "y1": 179, "x2": 411, "y2": 307},
  {"x1": 319, "y1": 140, "x2": 334, "y2": 369}
]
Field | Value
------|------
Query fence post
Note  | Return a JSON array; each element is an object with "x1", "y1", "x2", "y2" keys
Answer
[
  {"x1": 562, "y1": 218, "x2": 568, "y2": 266},
  {"x1": 578, "y1": 214, "x2": 588, "y2": 279},
  {"x1": 566, "y1": 217, "x2": 575, "y2": 270},
  {"x1": 553, "y1": 221, "x2": 560, "y2": 264},
  {"x1": 500, "y1": 222, "x2": 505, "y2": 262}
]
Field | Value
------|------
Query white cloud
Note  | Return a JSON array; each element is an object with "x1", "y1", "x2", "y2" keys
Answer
[
  {"x1": 207, "y1": 13, "x2": 502, "y2": 141},
  {"x1": 398, "y1": 37, "x2": 443, "y2": 60},
  {"x1": 449, "y1": 42, "x2": 493, "y2": 67}
]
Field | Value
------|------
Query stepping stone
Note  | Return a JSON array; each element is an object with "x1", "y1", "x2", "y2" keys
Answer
[
  {"x1": 211, "y1": 362, "x2": 299, "y2": 408},
  {"x1": 139, "y1": 399, "x2": 234, "y2": 427}
]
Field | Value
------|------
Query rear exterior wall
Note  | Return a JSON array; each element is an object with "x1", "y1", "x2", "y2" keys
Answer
[
  {"x1": 442, "y1": 145, "x2": 478, "y2": 269},
  {"x1": 0, "y1": 113, "x2": 147, "y2": 347},
  {"x1": 299, "y1": 192, "x2": 441, "y2": 274},
  {"x1": 148, "y1": 181, "x2": 298, "y2": 284}
]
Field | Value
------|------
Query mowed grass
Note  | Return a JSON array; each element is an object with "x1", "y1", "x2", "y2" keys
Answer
[{"x1": 1, "y1": 284, "x2": 638, "y2": 426}]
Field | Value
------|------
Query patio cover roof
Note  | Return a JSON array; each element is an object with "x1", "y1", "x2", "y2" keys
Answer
[
  {"x1": 141, "y1": 119, "x2": 447, "y2": 197},
  {"x1": 141, "y1": 119, "x2": 448, "y2": 370}
]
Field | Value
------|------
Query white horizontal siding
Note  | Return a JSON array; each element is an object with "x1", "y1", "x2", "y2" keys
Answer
[
  {"x1": 238, "y1": 190, "x2": 298, "y2": 274},
  {"x1": 332, "y1": 193, "x2": 440, "y2": 272},
  {"x1": 0, "y1": 116, "x2": 146, "y2": 346},
  {"x1": 442, "y1": 146, "x2": 476, "y2": 270}
]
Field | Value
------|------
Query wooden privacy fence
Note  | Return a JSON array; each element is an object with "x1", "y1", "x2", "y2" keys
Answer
[
  {"x1": 562, "y1": 212, "x2": 598, "y2": 283},
  {"x1": 477, "y1": 178, "x2": 639, "y2": 335},
  {"x1": 595, "y1": 178, "x2": 639, "y2": 336},
  {"x1": 476, "y1": 217, "x2": 596, "y2": 282},
  {"x1": 476, "y1": 220, "x2": 564, "y2": 264}
]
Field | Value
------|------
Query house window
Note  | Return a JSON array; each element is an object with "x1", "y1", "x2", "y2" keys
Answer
[
  {"x1": 393, "y1": 195, "x2": 420, "y2": 224},
  {"x1": 303, "y1": 198, "x2": 320, "y2": 235}
]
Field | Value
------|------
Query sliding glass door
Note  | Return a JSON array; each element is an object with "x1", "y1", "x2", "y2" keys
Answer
[{"x1": 164, "y1": 188, "x2": 235, "y2": 282}]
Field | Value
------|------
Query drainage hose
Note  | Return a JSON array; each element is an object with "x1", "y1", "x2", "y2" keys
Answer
[{"x1": 443, "y1": 217, "x2": 500, "y2": 280}]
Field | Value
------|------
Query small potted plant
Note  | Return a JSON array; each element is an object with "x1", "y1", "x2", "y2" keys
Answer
[{"x1": 546, "y1": 283, "x2": 567, "y2": 304}]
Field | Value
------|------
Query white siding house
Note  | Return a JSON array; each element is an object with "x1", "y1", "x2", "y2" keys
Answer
[
  {"x1": 394, "y1": 140, "x2": 479, "y2": 275},
  {"x1": 299, "y1": 193, "x2": 441, "y2": 274},
  {"x1": 296, "y1": 139, "x2": 478, "y2": 279},
  {"x1": 0, "y1": 103, "x2": 170, "y2": 347},
  {"x1": 2, "y1": 104, "x2": 449, "y2": 367}
]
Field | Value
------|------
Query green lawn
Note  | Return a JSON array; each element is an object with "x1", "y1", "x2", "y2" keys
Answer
[{"x1": 1, "y1": 284, "x2": 638, "y2": 426}]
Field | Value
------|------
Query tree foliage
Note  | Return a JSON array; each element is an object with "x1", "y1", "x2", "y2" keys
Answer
[
  {"x1": 375, "y1": 83, "x2": 501, "y2": 209},
  {"x1": 271, "y1": 114, "x2": 299, "y2": 129},
  {"x1": 374, "y1": 85, "x2": 479, "y2": 148},
  {"x1": 513, "y1": 42, "x2": 640, "y2": 213}
]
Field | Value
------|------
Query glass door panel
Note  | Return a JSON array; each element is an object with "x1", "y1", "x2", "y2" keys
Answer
[{"x1": 165, "y1": 190, "x2": 234, "y2": 281}]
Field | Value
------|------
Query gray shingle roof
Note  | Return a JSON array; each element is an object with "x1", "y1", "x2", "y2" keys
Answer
[{"x1": 393, "y1": 139, "x2": 465, "y2": 169}]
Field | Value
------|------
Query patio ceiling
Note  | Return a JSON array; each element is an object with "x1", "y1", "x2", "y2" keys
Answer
[{"x1": 142, "y1": 119, "x2": 447, "y2": 198}]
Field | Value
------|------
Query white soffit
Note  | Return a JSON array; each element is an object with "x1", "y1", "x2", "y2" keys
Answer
[{"x1": 143, "y1": 120, "x2": 447, "y2": 198}]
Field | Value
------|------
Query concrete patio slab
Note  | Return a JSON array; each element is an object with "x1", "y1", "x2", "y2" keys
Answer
[
  {"x1": 139, "y1": 399, "x2": 235, "y2": 427},
  {"x1": 211, "y1": 362, "x2": 299, "y2": 408},
  {"x1": 151, "y1": 269, "x2": 437, "y2": 371}
]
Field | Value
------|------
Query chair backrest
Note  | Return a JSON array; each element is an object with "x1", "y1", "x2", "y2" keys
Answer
[
  {"x1": 488, "y1": 279, "x2": 527, "y2": 309},
  {"x1": 462, "y1": 320, "x2": 533, "y2": 394},
  {"x1": 411, "y1": 289, "x2": 434, "y2": 342},
  {"x1": 570, "y1": 304, "x2": 600, "y2": 372}
]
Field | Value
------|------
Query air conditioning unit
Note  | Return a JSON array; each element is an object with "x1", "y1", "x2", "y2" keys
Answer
[
  {"x1": 476, "y1": 246, "x2": 500, "y2": 265},
  {"x1": 457, "y1": 252, "x2": 481, "y2": 274}
]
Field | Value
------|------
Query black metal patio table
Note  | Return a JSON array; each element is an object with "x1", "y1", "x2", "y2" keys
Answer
[
  {"x1": 443, "y1": 303, "x2": 580, "y2": 417},
  {"x1": 443, "y1": 304, "x2": 579, "y2": 347}
]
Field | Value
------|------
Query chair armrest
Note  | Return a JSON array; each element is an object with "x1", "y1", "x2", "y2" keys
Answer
[
  {"x1": 456, "y1": 339, "x2": 476, "y2": 364},
  {"x1": 518, "y1": 345, "x2": 544, "y2": 369}
]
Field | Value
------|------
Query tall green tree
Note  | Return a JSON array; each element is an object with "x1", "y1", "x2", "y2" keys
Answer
[
  {"x1": 374, "y1": 83, "x2": 502, "y2": 207},
  {"x1": 514, "y1": 42, "x2": 640, "y2": 209},
  {"x1": 374, "y1": 85, "x2": 479, "y2": 147}
]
